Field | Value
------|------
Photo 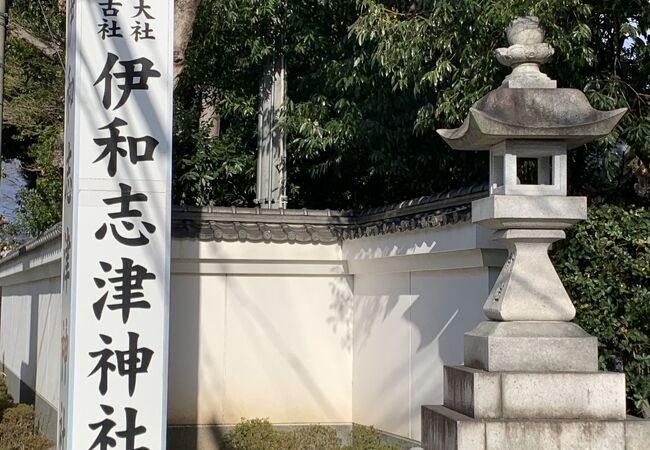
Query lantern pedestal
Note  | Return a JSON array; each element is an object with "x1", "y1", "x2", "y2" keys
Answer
[
  {"x1": 422, "y1": 405, "x2": 649, "y2": 450},
  {"x1": 422, "y1": 15, "x2": 650, "y2": 449}
]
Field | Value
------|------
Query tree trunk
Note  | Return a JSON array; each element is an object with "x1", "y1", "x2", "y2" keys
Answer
[{"x1": 174, "y1": 0, "x2": 202, "y2": 88}]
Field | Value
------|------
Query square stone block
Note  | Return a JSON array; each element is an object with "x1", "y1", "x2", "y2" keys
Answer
[
  {"x1": 485, "y1": 420, "x2": 625, "y2": 450},
  {"x1": 464, "y1": 321, "x2": 598, "y2": 372},
  {"x1": 625, "y1": 416, "x2": 650, "y2": 450},
  {"x1": 500, "y1": 372, "x2": 626, "y2": 420},
  {"x1": 422, "y1": 405, "x2": 650, "y2": 450},
  {"x1": 421, "y1": 406, "x2": 485, "y2": 450},
  {"x1": 471, "y1": 195, "x2": 587, "y2": 230},
  {"x1": 443, "y1": 366, "x2": 625, "y2": 420},
  {"x1": 444, "y1": 366, "x2": 501, "y2": 419}
]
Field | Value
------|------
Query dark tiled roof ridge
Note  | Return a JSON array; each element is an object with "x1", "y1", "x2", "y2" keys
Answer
[
  {"x1": 0, "y1": 222, "x2": 63, "y2": 265},
  {"x1": 0, "y1": 183, "x2": 488, "y2": 262},
  {"x1": 350, "y1": 183, "x2": 487, "y2": 218}
]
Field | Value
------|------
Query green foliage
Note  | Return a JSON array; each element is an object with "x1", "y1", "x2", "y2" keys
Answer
[
  {"x1": 0, "y1": 376, "x2": 14, "y2": 420},
  {"x1": 4, "y1": 0, "x2": 65, "y2": 238},
  {"x1": 0, "y1": 376, "x2": 52, "y2": 450},
  {"x1": 292, "y1": 425, "x2": 342, "y2": 450},
  {"x1": 8, "y1": 0, "x2": 65, "y2": 46},
  {"x1": 175, "y1": 110, "x2": 257, "y2": 207},
  {"x1": 10, "y1": 125, "x2": 64, "y2": 237},
  {"x1": 343, "y1": 424, "x2": 399, "y2": 450},
  {"x1": 6, "y1": 0, "x2": 649, "y2": 235},
  {"x1": 223, "y1": 418, "x2": 288, "y2": 450},
  {"x1": 0, "y1": 404, "x2": 53, "y2": 450},
  {"x1": 352, "y1": 0, "x2": 649, "y2": 203},
  {"x1": 553, "y1": 204, "x2": 650, "y2": 417},
  {"x1": 177, "y1": 0, "x2": 649, "y2": 209},
  {"x1": 176, "y1": 0, "x2": 488, "y2": 209},
  {"x1": 223, "y1": 419, "x2": 397, "y2": 450}
]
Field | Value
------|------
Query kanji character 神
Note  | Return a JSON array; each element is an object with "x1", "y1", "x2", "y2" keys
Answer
[{"x1": 89, "y1": 332, "x2": 153, "y2": 396}]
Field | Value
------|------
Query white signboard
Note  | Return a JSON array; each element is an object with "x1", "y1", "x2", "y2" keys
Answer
[{"x1": 59, "y1": 0, "x2": 173, "y2": 448}]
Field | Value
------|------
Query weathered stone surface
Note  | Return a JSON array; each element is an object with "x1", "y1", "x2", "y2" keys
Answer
[
  {"x1": 485, "y1": 420, "x2": 625, "y2": 450},
  {"x1": 437, "y1": 88, "x2": 627, "y2": 151},
  {"x1": 421, "y1": 406, "x2": 485, "y2": 450},
  {"x1": 444, "y1": 366, "x2": 501, "y2": 419},
  {"x1": 421, "y1": 405, "x2": 647, "y2": 450},
  {"x1": 424, "y1": 14, "x2": 636, "y2": 450},
  {"x1": 444, "y1": 366, "x2": 626, "y2": 420},
  {"x1": 500, "y1": 372, "x2": 626, "y2": 420},
  {"x1": 471, "y1": 196, "x2": 588, "y2": 322},
  {"x1": 472, "y1": 195, "x2": 587, "y2": 230},
  {"x1": 496, "y1": 17, "x2": 557, "y2": 89},
  {"x1": 488, "y1": 141, "x2": 568, "y2": 197},
  {"x1": 481, "y1": 228, "x2": 576, "y2": 321},
  {"x1": 464, "y1": 321, "x2": 598, "y2": 372},
  {"x1": 624, "y1": 416, "x2": 650, "y2": 450}
]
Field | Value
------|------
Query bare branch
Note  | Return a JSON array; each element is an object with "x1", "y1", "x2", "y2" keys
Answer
[{"x1": 9, "y1": 22, "x2": 61, "y2": 59}]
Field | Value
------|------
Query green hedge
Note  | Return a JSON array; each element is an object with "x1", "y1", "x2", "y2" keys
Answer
[
  {"x1": 0, "y1": 375, "x2": 52, "y2": 450},
  {"x1": 553, "y1": 204, "x2": 650, "y2": 417},
  {"x1": 223, "y1": 419, "x2": 399, "y2": 450}
]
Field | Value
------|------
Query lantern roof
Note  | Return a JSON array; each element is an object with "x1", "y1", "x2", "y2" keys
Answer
[{"x1": 437, "y1": 17, "x2": 626, "y2": 151}]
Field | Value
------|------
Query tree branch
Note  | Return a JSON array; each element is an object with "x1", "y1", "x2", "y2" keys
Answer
[{"x1": 9, "y1": 22, "x2": 61, "y2": 59}]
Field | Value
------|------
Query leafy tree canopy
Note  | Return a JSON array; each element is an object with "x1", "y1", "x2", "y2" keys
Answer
[
  {"x1": 2, "y1": 0, "x2": 649, "y2": 238},
  {"x1": 176, "y1": 0, "x2": 650, "y2": 210},
  {"x1": 2, "y1": 0, "x2": 64, "y2": 237}
]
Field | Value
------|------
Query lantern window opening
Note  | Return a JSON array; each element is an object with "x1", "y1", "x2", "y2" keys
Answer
[{"x1": 488, "y1": 140, "x2": 567, "y2": 196}]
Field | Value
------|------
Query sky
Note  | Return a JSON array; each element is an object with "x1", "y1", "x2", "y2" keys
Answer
[{"x1": 0, "y1": 159, "x2": 27, "y2": 223}]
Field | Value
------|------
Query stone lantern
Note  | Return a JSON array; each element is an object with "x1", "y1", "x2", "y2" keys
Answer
[{"x1": 421, "y1": 17, "x2": 649, "y2": 449}]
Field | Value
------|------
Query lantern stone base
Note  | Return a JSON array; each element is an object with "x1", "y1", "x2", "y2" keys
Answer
[
  {"x1": 421, "y1": 321, "x2": 650, "y2": 449},
  {"x1": 464, "y1": 321, "x2": 598, "y2": 372},
  {"x1": 443, "y1": 366, "x2": 626, "y2": 420},
  {"x1": 421, "y1": 405, "x2": 650, "y2": 450}
]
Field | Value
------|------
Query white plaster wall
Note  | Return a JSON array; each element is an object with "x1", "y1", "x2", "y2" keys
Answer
[
  {"x1": 167, "y1": 239, "x2": 353, "y2": 426},
  {"x1": 0, "y1": 276, "x2": 61, "y2": 411},
  {"x1": 344, "y1": 224, "x2": 504, "y2": 441},
  {"x1": 35, "y1": 279, "x2": 62, "y2": 411},
  {"x1": 0, "y1": 237, "x2": 354, "y2": 430},
  {"x1": 0, "y1": 222, "x2": 504, "y2": 443}
]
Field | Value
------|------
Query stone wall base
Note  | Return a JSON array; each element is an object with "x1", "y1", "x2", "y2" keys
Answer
[{"x1": 422, "y1": 405, "x2": 650, "y2": 450}]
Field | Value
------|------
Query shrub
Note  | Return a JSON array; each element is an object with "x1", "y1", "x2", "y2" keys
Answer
[
  {"x1": 0, "y1": 376, "x2": 14, "y2": 420},
  {"x1": 223, "y1": 419, "x2": 399, "y2": 450},
  {"x1": 0, "y1": 404, "x2": 52, "y2": 450},
  {"x1": 0, "y1": 376, "x2": 53, "y2": 450},
  {"x1": 553, "y1": 204, "x2": 650, "y2": 417},
  {"x1": 292, "y1": 425, "x2": 342, "y2": 450},
  {"x1": 223, "y1": 419, "x2": 288, "y2": 450},
  {"x1": 343, "y1": 424, "x2": 399, "y2": 450}
]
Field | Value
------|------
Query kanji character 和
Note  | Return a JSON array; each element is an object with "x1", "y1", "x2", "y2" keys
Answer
[{"x1": 93, "y1": 118, "x2": 158, "y2": 177}]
